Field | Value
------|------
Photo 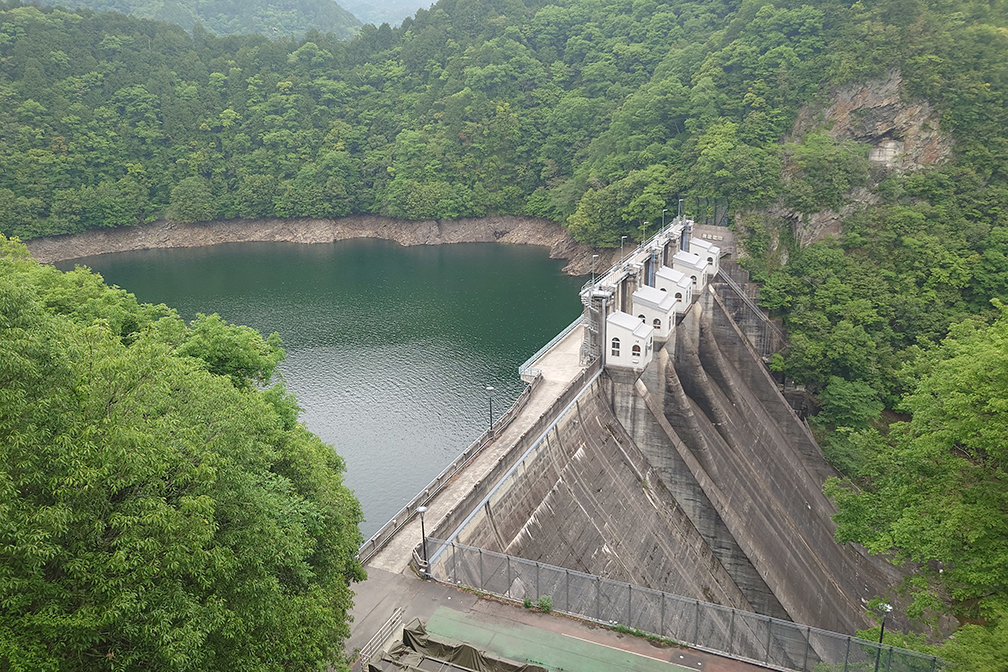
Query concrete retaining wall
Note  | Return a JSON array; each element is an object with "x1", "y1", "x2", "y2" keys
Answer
[{"x1": 427, "y1": 361, "x2": 602, "y2": 550}]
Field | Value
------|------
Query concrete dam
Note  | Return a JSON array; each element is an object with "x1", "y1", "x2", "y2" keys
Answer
[{"x1": 422, "y1": 222, "x2": 903, "y2": 638}]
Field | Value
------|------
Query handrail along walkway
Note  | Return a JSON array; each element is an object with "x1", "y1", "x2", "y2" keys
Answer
[{"x1": 518, "y1": 314, "x2": 584, "y2": 379}]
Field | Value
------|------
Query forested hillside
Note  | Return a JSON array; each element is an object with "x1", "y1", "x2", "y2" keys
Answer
[
  {"x1": 2, "y1": 0, "x2": 1008, "y2": 663},
  {"x1": 33, "y1": 0, "x2": 362, "y2": 38},
  {"x1": 0, "y1": 235, "x2": 365, "y2": 670}
]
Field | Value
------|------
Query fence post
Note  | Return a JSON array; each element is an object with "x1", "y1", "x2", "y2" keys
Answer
[
  {"x1": 660, "y1": 592, "x2": 665, "y2": 637},
  {"x1": 596, "y1": 576, "x2": 601, "y2": 621},
  {"x1": 536, "y1": 562, "x2": 540, "y2": 601},
  {"x1": 801, "y1": 625, "x2": 810, "y2": 672},
  {"x1": 452, "y1": 542, "x2": 457, "y2": 585},
  {"x1": 627, "y1": 584, "x2": 632, "y2": 629},
  {"x1": 479, "y1": 549, "x2": 483, "y2": 591},
  {"x1": 885, "y1": 646, "x2": 893, "y2": 671},
  {"x1": 507, "y1": 556, "x2": 511, "y2": 599},
  {"x1": 694, "y1": 600, "x2": 700, "y2": 644},
  {"x1": 764, "y1": 617, "x2": 773, "y2": 664},
  {"x1": 728, "y1": 608, "x2": 735, "y2": 652},
  {"x1": 843, "y1": 636, "x2": 850, "y2": 672},
  {"x1": 565, "y1": 569, "x2": 570, "y2": 613}
]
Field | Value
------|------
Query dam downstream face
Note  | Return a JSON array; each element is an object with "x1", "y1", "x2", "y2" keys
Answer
[{"x1": 58, "y1": 239, "x2": 585, "y2": 538}]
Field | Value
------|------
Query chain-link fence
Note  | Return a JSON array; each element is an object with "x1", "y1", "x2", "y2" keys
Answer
[{"x1": 427, "y1": 541, "x2": 941, "y2": 672}]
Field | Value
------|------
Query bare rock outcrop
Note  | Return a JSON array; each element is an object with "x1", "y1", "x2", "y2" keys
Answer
[
  {"x1": 783, "y1": 70, "x2": 953, "y2": 247},
  {"x1": 794, "y1": 69, "x2": 952, "y2": 172},
  {"x1": 25, "y1": 215, "x2": 608, "y2": 275}
]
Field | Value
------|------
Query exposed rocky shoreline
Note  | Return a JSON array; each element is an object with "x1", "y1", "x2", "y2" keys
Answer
[{"x1": 24, "y1": 215, "x2": 614, "y2": 275}]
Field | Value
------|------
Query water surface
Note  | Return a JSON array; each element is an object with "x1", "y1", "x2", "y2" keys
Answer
[{"x1": 60, "y1": 240, "x2": 584, "y2": 538}]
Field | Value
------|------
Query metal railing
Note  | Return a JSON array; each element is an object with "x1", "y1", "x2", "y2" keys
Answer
[
  {"x1": 355, "y1": 607, "x2": 404, "y2": 670},
  {"x1": 429, "y1": 542, "x2": 942, "y2": 672},
  {"x1": 356, "y1": 371, "x2": 543, "y2": 565},
  {"x1": 518, "y1": 315, "x2": 584, "y2": 379},
  {"x1": 579, "y1": 220, "x2": 689, "y2": 295},
  {"x1": 714, "y1": 268, "x2": 788, "y2": 344}
]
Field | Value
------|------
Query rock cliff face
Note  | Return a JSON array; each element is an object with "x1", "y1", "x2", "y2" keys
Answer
[
  {"x1": 785, "y1": 70, "x2": 953, "y2": 246},
  {"x1": 24, "y1": 214, "x2": 612, "y2": 275},
  {"x1": 794, "y1": 70, "x2": 952, "y2": 171}
]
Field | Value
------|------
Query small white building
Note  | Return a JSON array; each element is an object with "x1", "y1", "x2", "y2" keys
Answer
[
  {"x1": 606, "y1": 311, "x2": 654, "y2": 370},
  {"x1": 655, "y1": 265, "x2": 693, "y2": 310},
  {"x1": 672, "y1": 249, "x2": 709, "y2": 293},
  {"x1": 689, "y1": 238, "x2": 721, "y2": 276},
  {"x1": 632, "y1": 285, "x2": 677, "y2": 343}
]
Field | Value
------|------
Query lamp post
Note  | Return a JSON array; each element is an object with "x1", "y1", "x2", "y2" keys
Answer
[
  {"x1": 642, "y1": 221, "x2": 648, "y2": 243},
  {"x1": 591, "y1": 253, "x2": 599, "y2": 286},
  {"x1": 417, "y1": 505, "x2": 429, "y2": 578},
  {"x1": 678, "y1": 197, "x2": 684, "y2": 219},
  {"x1": 485, "y1": 385, "x2": 494, "y2": 434},
  {"x1": 662, "y1": 208, "x2": 667, "y2": 231},
  {"x1": 873, "y1": 603, "x2": 892, "y2": 672},
  {"x1": 621, "y1": 235, "x2": 627, "y2": 261}
]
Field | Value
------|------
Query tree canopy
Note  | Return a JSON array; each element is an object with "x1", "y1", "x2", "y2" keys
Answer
[
  {"x1": 825, "y1": 304, "x2": 1008, "y2": 670},
  {"x1": 1, "y1": 0, "x2": 1003, "y2": 249},
  {"x1": 3, "y1": 0, "x2": 1008, "y2": 661},
  {"x1": 0, "y1": 235, "x2": 365, "y2": 671}
]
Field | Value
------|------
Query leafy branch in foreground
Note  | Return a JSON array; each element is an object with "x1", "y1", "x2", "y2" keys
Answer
[{"x1": 0, "y1": 235, "x2": 365, "y2": 671}]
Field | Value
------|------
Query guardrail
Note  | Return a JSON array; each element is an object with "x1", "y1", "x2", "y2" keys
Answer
[
  {"x1": 355, "y1": 371, "x2": 543, "y2": 565},
  {"x1": 579, "y1": 225, "x2": 683, "y2": 295},
  {"x1": 518, "y1": 315, "x2": 584, "y2": 379}
]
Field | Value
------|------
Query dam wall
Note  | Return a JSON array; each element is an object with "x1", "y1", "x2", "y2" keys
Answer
[
  {"x1": 433, "y1": 287, "x2": 901, "y2": 635},
  {"x1": 605, "y1": 357, "x2": 790, "y2": 621},
  {"x1": 415, "y1": 221, "x2": 902, "y2": 642},
  {"x1": 642, "y1": 289, "x2": 902, "y2": 634},
  {"x1": 452, "y1": 376, "x2": 754, "y2": 611}
]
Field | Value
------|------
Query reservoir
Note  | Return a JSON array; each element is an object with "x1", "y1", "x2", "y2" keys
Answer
[{"x1": 58, "y1": 239, "x2": 585, "y2": 538}]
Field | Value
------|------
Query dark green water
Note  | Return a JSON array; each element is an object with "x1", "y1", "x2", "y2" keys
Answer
[{"x1": 59, "y1": 240, "x2": 585, "y2": 538}]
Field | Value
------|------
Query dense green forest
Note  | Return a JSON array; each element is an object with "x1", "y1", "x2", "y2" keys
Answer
[
  {"x1": 2, "y1": 0, "x2": 1008, "y2": 665},
  {"x1": 0, "y1": 235, "x2": 365, "y2": 670},
  {"x1": 34, "y1": 0, "x2": 362, "y2": 38}
]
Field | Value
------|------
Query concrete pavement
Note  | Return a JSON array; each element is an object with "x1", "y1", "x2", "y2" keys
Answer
[{"x1": 347, "y1": 568, "x2": 770, "y2": 672}]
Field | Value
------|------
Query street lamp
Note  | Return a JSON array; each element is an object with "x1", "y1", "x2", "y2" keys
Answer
[
  {"x1": 485, "y1": 385, "x2": 494, "y2": 434},
  {"x1": 621, "y1": 235, "x2": 627, "y2": 261},
  {"x1": 417, "y1": 505, "x2": 429, "y2": 578},
  {"x1": 677, "y1": 197, "x2": 684, "y2": 219},
  {"x1": 873, "y1": 603, "x2": 892, "y2": 672},
  {"x1": 591, "y1": 253, "x2": 599, "y2": 286},
  {"x1": 642, "y1": 221, "x2": 648, "y2": 243},
  {"x1": 662, "y1": 208, "x2": 667, "y2": 231}
]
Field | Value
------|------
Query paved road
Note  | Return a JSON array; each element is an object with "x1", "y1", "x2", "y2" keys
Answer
[{"x1": 347, "y1": 568, "x2": 769, "y2": 672}]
